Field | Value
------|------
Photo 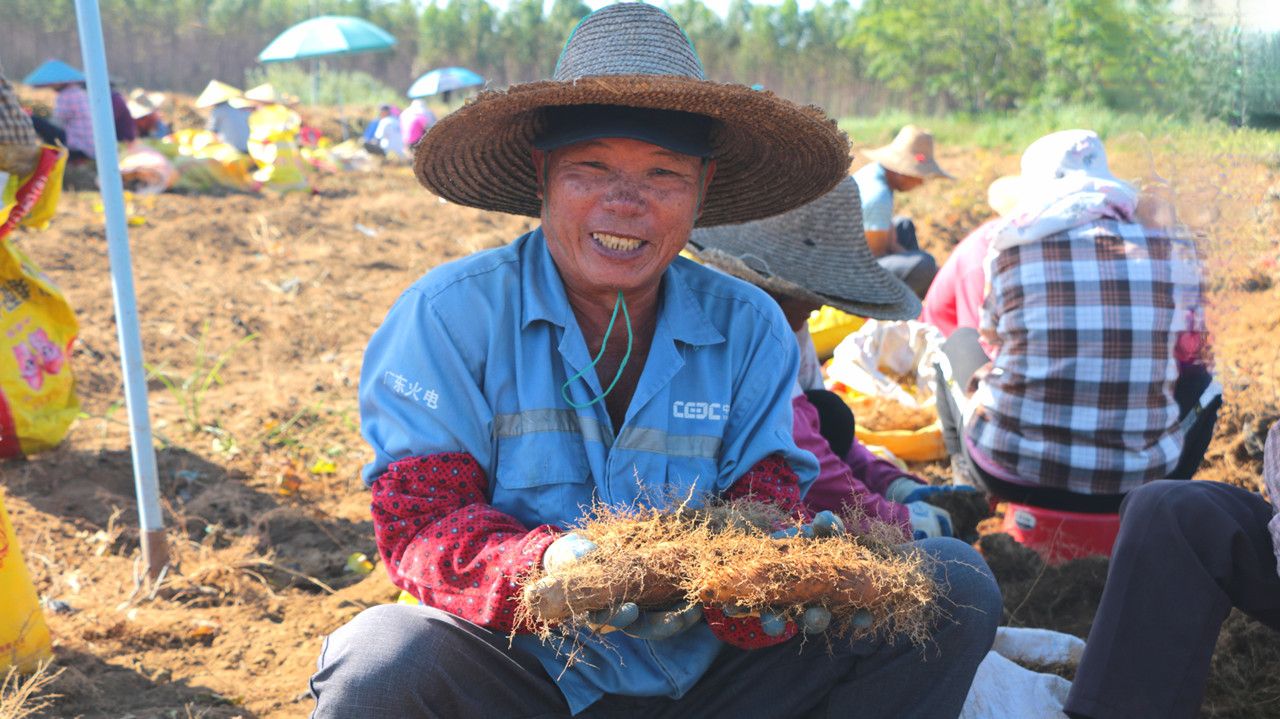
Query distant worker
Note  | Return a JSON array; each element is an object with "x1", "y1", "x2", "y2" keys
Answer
[
  {"x1": 852, "y1": 125, "x2": 952, "y2": 297},
  {"x1": 127, "y1": 90, "x2": 170, "y2": 139},
  {"x1": 50, "y1": 81, "x2": 94, "y2": 161},
  {"x1": 949, "y1": 130, "x2": 1219, "y2": 513},
  {"x1": 399, "y1": 98, "x2": 435, "y2": 148},
  {"x1": 109, "y1": 80, "x2": 137, "y2": 143},
  {"x1": 196, "y1": 80, "x2": 252, "y2": 154},
  {"x1": 369, "y1": 104, "x2": 406, "y2": 160}
]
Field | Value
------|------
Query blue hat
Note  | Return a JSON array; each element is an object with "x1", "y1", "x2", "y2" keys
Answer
[{"x1": 23, "y1": 60, "x2": 85, "y2": 87}]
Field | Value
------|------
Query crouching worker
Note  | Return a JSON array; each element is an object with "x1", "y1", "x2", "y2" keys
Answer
[
  {"x1": 1065, "y1": 421, "x2": 1280, "y2": 718},
  {"x1": 852, "y1": 125, "x2": 953, "y2": 298},
  {"x1": 689, "y1": 176, "x2": 980, "y2": 542},
  {"x1": 948, "y1": 130, "x2": 1219, "y2": 513},
  {"x1": 310, "y1": 6, "x2": 1000, "y2": 718}
]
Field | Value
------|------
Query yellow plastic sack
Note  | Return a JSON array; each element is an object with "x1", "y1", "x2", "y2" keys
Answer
[
  {"x1": 0, "y1": 147, "x2": 79, "y2": 458},
  {"x1": 828, "y1": 382, "x2": 946, "y2": 462},
  {"x1": 1, "y1": 146, "x2": 66, "y2": 234},
  {"x1": 163, "y1": 130, "x2": 256, "y2": 194},
  {"x1": 247, "y1": 104, "x2": 311, "y2": 193},
  {"x1": 0, "y1": 489, "x2": 53, "y2": 673},
  {"x1": 807, "y1": 306, "x2": 866, "y2": 361},
  {"x1": 855, "y1": 420, "x2": 945, "y2": 463},
  {"x1": 824, "y1": 319, "x2": 949, "y2": 462}
]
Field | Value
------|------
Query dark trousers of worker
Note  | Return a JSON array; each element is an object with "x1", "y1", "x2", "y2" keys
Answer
[
  {"x1": 310, "y1": 537, "x2": 1001, "y2": 719},
  {"x1": 1064, "y1": 480, "x2": 1280, "y2": 719},
  {"x1": 942, "y1": 328, "x2": 1222, "y2": 513},
  {"x1": 877, "y1": 218, "x2": 938, "y2": 299}
]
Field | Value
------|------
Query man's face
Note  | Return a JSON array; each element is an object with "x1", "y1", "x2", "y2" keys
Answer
[
  {"x1": 885, "y1": 169, "x2": 925, "y2": 193},
  {"x1": 767, "y1": 290, "x2": 821, "y2": 332},
  {"x1": 534, "y1": 137, "x2": 715, "y2": 300}
]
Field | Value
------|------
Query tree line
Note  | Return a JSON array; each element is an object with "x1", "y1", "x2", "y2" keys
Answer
[{"x1": 2, "y1": 0, "x2": 1276, "y2": 123}]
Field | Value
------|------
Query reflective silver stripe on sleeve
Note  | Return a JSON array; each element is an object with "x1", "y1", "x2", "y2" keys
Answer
[
  {"x1": 493, "y1": 409, "x2": 612, "y2": 446},
  {"x1": 615, "y1": 427, "x2": 720, "y2": 459}
]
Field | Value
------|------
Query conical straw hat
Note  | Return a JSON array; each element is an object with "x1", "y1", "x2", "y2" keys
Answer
[
  {"x1": 126, "y1": 89, "x2": 166, "y2": 119},
  {"x1": 863, "y1": 124, "x2": 953, "y2": 180},
  {"x1": 688, "y1": 176, "x2": 921, "y2": 320},
  {"x1": 195, "y1": 80, "x2": 247, "y2": 109},
  {"x1": 413, "y1": 3, "x2": 849, "y2": 227}
]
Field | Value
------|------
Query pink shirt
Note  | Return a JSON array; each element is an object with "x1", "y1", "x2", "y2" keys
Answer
[{"x1": 922, "y1": 219, "x2": 999, "y2": 337}]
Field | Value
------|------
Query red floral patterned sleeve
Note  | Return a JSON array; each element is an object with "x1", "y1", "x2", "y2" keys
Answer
[
  {"x1": 370, "y1": 452, "x2": 560, "y2": 633},
  {"x1": 706, "y1": 454, "x2": 812, "y2": 650}
]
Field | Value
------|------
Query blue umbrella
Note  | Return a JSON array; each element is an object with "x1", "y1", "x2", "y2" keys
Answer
[
  {"x1": 258, "y1": 15, "x2": 396, "y2": 63},
  {"x1": 408, "y1": 67, "x2": 484, "y2": 98},
  {"x1": 23, "y1": 59, "x2": 86, "y2": 86}
]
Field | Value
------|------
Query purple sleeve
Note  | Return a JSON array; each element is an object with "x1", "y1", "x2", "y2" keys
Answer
[
  {"x1": 842, "y1": 439, "x2": 915, "y2": 497},
  {"x1": 111, "y1": 92, "x2": 137, "y2": 142},
  {"x1": 794, "y1": 395, "x2": 910, "y2": 536}
]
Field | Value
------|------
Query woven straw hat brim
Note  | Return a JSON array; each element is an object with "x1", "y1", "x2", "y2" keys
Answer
[
  {"x1": 687, "y1": 177, "x2": 921, "y2": 320},
  {"x1": 413, "y1": 76, "x2": 850, "y2": 227},
  {"x1": 195, "y1": 81, "x2": 245, "y2": 109},
  {"x1": 862, "y1": 147, "x2": 954, "y2": 180},
  {"x1": 694, "y1": 248, "x2": 918, "y2": 320}
]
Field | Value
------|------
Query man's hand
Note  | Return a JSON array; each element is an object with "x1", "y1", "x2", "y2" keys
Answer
[
  {"x1": 539, "y1": 532, "x2": 702, "y2": 640},
  {"x1": 726, "y1": 511, "x2": 873, "y2": 636}
]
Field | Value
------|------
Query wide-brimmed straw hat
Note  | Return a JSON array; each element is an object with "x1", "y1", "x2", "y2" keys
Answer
[
  {"x1": 126, "y1": 89, "x2": 166, "y2": 119},
  {"x1": 687, "y1": 176, "x2": 921, "y2": 320},
  {"x1": 863, "y1": 124, "x2": 953, "y2": 180},
  {"x1": 413, "y1": 3, "x2": 849, "y2": 227},
  {"x1": 244, "y1": 83, "x2": 298, "y2": 106},
  {"x1": 195, "y1": 80, "x2": 249, "y2": 109},
  {"x1": 986, "y1": 129, "x2": 1135, "y2": 217}
]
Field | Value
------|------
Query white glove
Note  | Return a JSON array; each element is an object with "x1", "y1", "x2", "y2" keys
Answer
[{"x1": 906, "y1": 501, "x2": 954, "y2": 540}]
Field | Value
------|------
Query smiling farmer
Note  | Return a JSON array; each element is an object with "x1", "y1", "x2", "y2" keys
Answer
[{"x1": 309, "y1": 4, "x2": 999, "y2": 717}]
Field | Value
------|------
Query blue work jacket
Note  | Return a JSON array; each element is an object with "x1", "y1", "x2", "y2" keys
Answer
[{"x1": 360, "y1": 228, "x2": 819, "y2": 713}]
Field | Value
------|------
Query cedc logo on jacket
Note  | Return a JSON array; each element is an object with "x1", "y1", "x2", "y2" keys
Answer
[{"x1": 672, "y1": 401, "x2": 730, "y2": 421}]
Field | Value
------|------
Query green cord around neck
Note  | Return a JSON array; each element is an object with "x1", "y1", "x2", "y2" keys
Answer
[{"x1": 561, "y1": 291, "x2": 633, "y2": 409}]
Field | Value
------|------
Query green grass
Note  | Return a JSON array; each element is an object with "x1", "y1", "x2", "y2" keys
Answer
[
  {"x1": 840, "y1": 105, "x2": 1280, "y2": 156},
  {"x1": 243, "y1": 65, "x2": 405, "y2": 108}
]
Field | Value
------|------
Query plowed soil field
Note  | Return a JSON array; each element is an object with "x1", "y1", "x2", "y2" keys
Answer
[{"x1": 3, "y1": 130, "x2": 1279, "y2": 717}]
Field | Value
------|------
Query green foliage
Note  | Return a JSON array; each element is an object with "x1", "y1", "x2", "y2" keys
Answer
[
  {"x1": 245, "y1": 65, "x2": 402, "y2": 106},
  {"x1": 1244, "y1": 32, "x2": 1280, "y2": 123},
  {"x1": 5, "y1": 0, "x2": 1278, "y2": 124},
  {"x1": 839, "y1": 106, "x2": 1280, "y2": 155},
  {"x1": 145, "y1": 323, "x2": 258, "y2": 435},
  {"x1": 848, "y1": 0, "x2": 1279, "y2": 122},
  {"x1": 850, "y1": 0, "x2": 1046, "y2": 113}
]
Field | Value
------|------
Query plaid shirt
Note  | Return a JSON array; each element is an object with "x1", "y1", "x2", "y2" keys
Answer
[
  {"x1": 0, "y1": 78, "x2": 39, "y2": 146},
  {"x1": 968, "y1": 219, "x2": 1205, "y2": 494},
  {"x1": 53, "y1": 85, "x2": 94, "y2": 158}
]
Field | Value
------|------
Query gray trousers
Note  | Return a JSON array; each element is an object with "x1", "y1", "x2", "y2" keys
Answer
[
  {"x1": 877, "y1": 217, "x2": 938, "y2": 299},
  {"x1": 1065, "y1": 481, "x2": 1280, "y2": 719},
  {"x1": 310, "y1": 537, "x2": 1000, "y2": 719}
]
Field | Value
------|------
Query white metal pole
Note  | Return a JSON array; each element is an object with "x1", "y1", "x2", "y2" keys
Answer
[{"x1": 73, "y1": 0, "x2": 168, "y2": 578}]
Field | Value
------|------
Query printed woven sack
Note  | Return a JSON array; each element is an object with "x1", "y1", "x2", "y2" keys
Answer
[{"x1": 0, "y1": 145, "x2": 79, "y2": 458}]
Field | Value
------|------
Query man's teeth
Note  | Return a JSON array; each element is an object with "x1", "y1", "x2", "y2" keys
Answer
[{"x1": 594, "y1": 233, "x2": 643, "y2": 251}]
